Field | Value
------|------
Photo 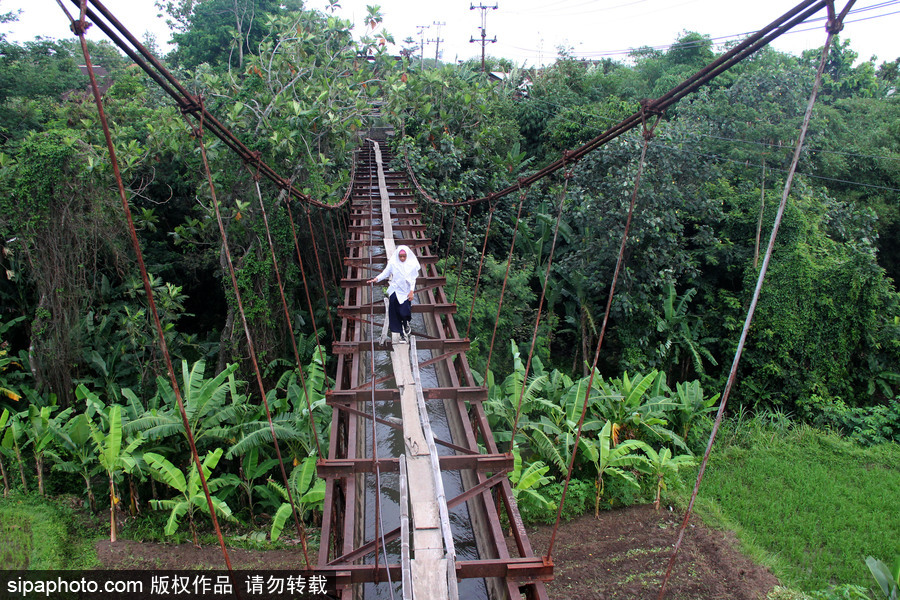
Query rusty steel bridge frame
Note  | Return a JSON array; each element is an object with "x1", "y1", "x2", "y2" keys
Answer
[{"x1": 315, "y1": 136, "x2": 552, "y2": 599}]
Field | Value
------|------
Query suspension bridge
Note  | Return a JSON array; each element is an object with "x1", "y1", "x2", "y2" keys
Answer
[{"x1": 55, "y1": 0, "x2": 857, "y2": 597}]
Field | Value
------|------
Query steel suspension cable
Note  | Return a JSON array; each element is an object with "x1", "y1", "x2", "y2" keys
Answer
[
  {"x1": 248, "y1": 175, "x2": 322, "y2": 458},
  {"x1": 465, "y1": 202, "x2": 497, "y2": 340},
  {"x1": 435, "y1": 206, "x2": 446, "y2": 251},
  {"x1": 484, "y1": 190, "x2": 527, "y2": 377},
  {"x1": 401, "y1": 0, "x2": 829, "y2": 209},
  {"x1": 451, "y1": 206, "x2": 474, "y2": 304},
  {"x1": 656, "y1": 7, "x2": 851, "y2": 597},
  {"x1": 318, "y1": 209, "x2": 339, "y2": 284},
  {"x1": 546, "y1": 113, "x2": 662, "y2": 563},
  {"x1": 441, "y1": 207, "x2": 459, "y2": 278},
  {"x1": 305, "y1": 206, "x2": 337, "y2": 341},
  {"x1": 284, "y1": 201, "x2": 329, "y2": 373},
  {"x1": 509, "y1": 172, "x2": 573, "y2": 449},
  {"x1": 193, "y1": 103, "x2": 311, "y2": 569},
  {"x1": 58, "y1": 0, "x2": 237, "y2": 581}
]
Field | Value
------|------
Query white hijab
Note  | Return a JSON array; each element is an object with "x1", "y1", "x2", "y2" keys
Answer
[{"x1": 389, "y1": 245, "x2": 420, "y2": 282}]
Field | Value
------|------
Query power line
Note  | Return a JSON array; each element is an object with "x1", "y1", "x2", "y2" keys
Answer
[
  {"x1": 503, "y1": 1, "x2": 900, "y2": 60},
  {"x1": 470, "y1": 3, "x2": 498, "y2": 71},
  {"x1": 659, "y1": 143, "x2": 900, "y2": 193},
  {"x1": 428, "y1": 21, "x2": 446, "y2": 64}
]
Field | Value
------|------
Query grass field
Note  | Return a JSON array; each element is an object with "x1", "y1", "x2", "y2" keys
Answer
[
  {"x1": 689, "y1": 421, "x2": 899, "y2": 593},
  {"x1": 0, "y1": 494, "x2": 99, "y2": 570}
]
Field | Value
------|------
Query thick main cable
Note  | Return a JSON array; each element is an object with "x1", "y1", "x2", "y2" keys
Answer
[
  {"x1": 65, "y1": 0, "x2": 356, "y2": 210},
  {"x1": 404, "y1": 0, "x2": 829, "y2": 208},
  {"x1": 60, "y1": 0, "x2": 238, "y2": 586}
]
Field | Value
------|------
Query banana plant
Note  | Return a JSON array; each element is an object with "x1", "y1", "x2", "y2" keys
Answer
[
  {"x1": 589, "y1": 420, "x2": 650, "y2": 517},
  {"x1": 641, "y1": 446, "x2": 696, "y2": 510},
  {"x1": 145, "y1": 447, "x2": 236, "y2": 547},
  {"x1": 672, "y1": 380, "x2": 720, "y2": 441},
  {"x1": 0, "y1": 408, "x2": 10, "y2": 496},
  {"x1": 508, "y1": 447, "x2": 555, "y2": 515},
  {"x1": 228, "y1": 356, "x2": 330, "y2": 466},
  {"x1": 126, "y1": 361, "x2": 244, "y2": 451},
  {"x1": 867, "y1": 556, "x2": 900, "y2": 600},
  {"x1": 47, "y1": 412, "x2": 100, "y2": 511},
  {"x1": 25, "y1": 403, "x2": 73, "y2": 495},
  {"x1": 267, "y1": 457, "x2": 325, "y2": 542},
  {"x1": 594, "y1": 370, "x2": 685, "y2": 451},
  {"x1": 218, "y1": 446, "x2": 279, "y2": 524},
  {"x1": 89, "y1": 404, "x2": 144, "y2": 543},
  {"x1": 0, "y1": 408, "x2": 28, "y2": 492}
]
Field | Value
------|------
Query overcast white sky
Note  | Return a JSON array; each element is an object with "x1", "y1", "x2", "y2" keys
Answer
[{"x1": 4, "y1": 0, "x2": 899, "y2": 67}]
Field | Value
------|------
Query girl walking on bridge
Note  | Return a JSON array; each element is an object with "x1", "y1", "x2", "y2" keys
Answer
[{"x1": 367, "y1": 245, "x2": 420, "y2": 342}]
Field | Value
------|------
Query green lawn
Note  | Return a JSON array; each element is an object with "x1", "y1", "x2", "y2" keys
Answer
[{"x1": 690, "y1": 424, "x2": 899, "y2": 592}]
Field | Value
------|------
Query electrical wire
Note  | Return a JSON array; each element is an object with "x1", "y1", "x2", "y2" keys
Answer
[
  {"x1": 504, "y1": 1, "x2": 900, "y2": 59},
  {"x1": 659, "y1": 143, "x2": 900, "y2": 193}
]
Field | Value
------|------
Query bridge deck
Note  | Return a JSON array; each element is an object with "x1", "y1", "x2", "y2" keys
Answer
[{"x1": 318, "y1": 138, "x2": 550, "y2": 600}]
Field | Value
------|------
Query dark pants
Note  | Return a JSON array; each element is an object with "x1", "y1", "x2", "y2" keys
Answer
[{"x1": 388, "y1": 292, "x2": 411, "y2": 333}]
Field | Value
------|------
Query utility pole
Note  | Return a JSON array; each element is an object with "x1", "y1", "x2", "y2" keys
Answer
[
  {"x1": 469, "y1": 3, "x2": 497, "y2": 72},
  {"x1": 416, "y1": 24, "x2": 430, "y2": 70},
  {"x1": 429, "y1": 21, "x2": 446, "y2": 65}
]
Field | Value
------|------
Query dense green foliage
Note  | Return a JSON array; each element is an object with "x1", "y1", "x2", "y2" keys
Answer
[
  {"x1": 0, "y1": 3, "x2": 897, "y2": 594},
  {"x1": 393, "y1": 34, "x2": 899, "y2": 418}
]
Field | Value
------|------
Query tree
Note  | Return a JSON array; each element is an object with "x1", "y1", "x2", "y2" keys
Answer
[
  {"x1": 47, "y1": 411, "x2": 100, "y2": 511},
  {"x1": 158, "y1": 0, "x2": 303, "y2": 70},
  {"x1": 89, "y1": 404, "x2": 144, "y2": 542},
  {"x1": 653, "y1": 283, "x2": 717, "y2": 383}
]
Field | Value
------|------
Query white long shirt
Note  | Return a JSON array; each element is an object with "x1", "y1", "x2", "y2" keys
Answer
[{"x1": 374, "y1": 253, "x2": 419, "y2": 300}]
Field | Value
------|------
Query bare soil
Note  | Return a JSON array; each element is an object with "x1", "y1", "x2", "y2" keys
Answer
[
  {"x1": 524, "y1": 504, "x2": 779, "y2": 600},
  {"x1": 97, "y1": 504, "x2": 779, "y2": 599}
]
